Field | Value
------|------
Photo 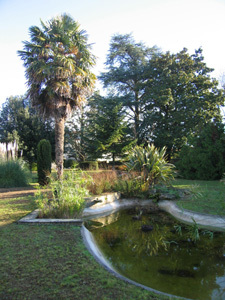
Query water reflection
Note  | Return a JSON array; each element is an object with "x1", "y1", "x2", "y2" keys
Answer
[{"x1": 85, "y1": 207, "x2": 225, "y2": 300}]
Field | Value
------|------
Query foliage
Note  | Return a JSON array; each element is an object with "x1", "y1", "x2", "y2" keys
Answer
[
  {"x1": 113, "y1": 177, "x2": 145, "y2": 198},
  {"x1": 0, "y1": 95, "x2": 55, "y2": 166},
  {"x1": 176, "y1": 122, "x2": 225, "y2": 180},
  {"x1": 83, "y1": 93, "x2": 135, "y2": 162},
  {"x1": 174, "y1": 220, "x2": 215, "y2": 242},
  {"x1": 18, "y1": 14, "x2": 96, "y2": 179},
  {"x1": 87, "y1": 170, "x2": 118, "y2": 195},
  {"x1": 64, "y1": 159, "x2": 77, "y2": 169},
  {"x1": 101, "y1": 35, "x2": 224, "y2": 157},
  {"x1": 64, "y1": 106, "x2": 87, "y2": 161},
  {"x1": 35, "y1": 169, "x2": 91, "y2": 218},
  {"x1": 0, "y1": 159, "x2": 31, "y2": 188},
  {"x1": 100, "y1": 34, "x2": 160, "y2": 144},
  {"x1": 142, "y1": 48, "x2": 224, "y2": 158},
  {"x1": 126, "y1": 144, "x2": 175, "y2": 187},
  {"x1": 79, "y1": 161, "x2": 99, "y2": 170},
  {"x1": 37, "y1": 139, "x2": 52, "y2": 186}
]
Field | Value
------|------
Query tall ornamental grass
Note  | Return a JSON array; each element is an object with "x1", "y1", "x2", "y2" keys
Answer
[
  {"x1": 36, "y1": 169, "x2": 91, "y2": 218},
  {"x1": 0, "y1": 159, "x2": 31, "y2": 188}
]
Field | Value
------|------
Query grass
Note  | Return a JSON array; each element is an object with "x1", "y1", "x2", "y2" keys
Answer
[
  {"x1": 173, "y1": 179, "x2": 225, "y2": 216},
  {"x1": 1, "y1": 175, "x2": 224, "y2": 299},
  {"x1": 0, "y1": 192, "x2": 169, "y2": 300}
]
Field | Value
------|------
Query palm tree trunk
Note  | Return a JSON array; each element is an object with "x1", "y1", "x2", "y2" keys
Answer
[{"x1": 55, "y1": 114, "x2": 65, "y2": 179}]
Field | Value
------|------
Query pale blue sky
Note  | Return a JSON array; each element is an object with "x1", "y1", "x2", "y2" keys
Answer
[{"x1": 0, "y1": 0, "x2": 225, "y2": 105}]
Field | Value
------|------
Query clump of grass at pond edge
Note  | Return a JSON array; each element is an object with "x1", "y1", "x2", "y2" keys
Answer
[
  {"x1": 87, "y1": 170, "x2": 118, "y2": 195},
  {"x1": 35, "y1": 169, "x2": 91, "y2": 218}
]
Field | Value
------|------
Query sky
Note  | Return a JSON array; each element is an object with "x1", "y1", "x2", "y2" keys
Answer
[{"x1": 0, "y1": 0, "x2": 225, "y2": 106}]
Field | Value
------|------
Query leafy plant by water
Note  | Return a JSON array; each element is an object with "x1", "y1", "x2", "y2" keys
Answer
[
  {"x1": 113, "y1": 177, "x2": 144, "y2": 198},
  {"x1": 35, "y1": 169, "x2": 91, "y2": 218},
  {"x1": 125, "y1": 144, "x2": 176, "y2": 187}
]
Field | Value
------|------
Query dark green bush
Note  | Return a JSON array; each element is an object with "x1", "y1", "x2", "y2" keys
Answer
[
  {"x1": 37, "y1": 139, "x2": 52, "y2": 186},
  {"x1": 176, "y1": 123, "x2": 225, "y2": 180},
  {"x1": 79, "y1": 161, "x2": 98, "y2": 170},
  {"x1": 0, "y1": 159, "x2": 31, "y2": 188},
  {"x1": 64, "y1": 159, "x2": 77, "y2": 169},
  {"x1": 31, "y1": 162, "x2": 37, "y2": 171}
]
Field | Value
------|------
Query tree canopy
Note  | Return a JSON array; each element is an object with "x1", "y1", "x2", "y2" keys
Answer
[
  {"x1": 100, "y1": 34, "x2": 160, "y2": 144},
  {"x1": 100, "y1": 34, "x2": 224, "y2": 160},
  {"x1": 83, "y1": 93, "x2": 134, "y2": 162},
  {"x1": 0, "y1": 95, "x2": 54, "y2": 166},
  {"x1": 142, "y1": 48, "x2": 224, "y2": 158}
]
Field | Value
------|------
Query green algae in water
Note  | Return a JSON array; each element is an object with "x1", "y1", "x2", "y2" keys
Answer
[{"x1": 85, "y1": 207, "x2": 225, "y2": 300}]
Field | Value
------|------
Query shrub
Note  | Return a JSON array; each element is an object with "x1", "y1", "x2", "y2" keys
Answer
[
  {"x1": 126, "y1": 144, "x2": 175, "y2": 187},
  {"x1": 176, "y1": 123, "x2": 225, "y2": 180},
  {"x1": 37, "y1": 139, "x2": 52, "y2": 186},
  {"x1": 35, "y1": 169, "x2": 91, "y2": 218},
  {"x1": 31, "y1": 162, "x2": 37, "y2": 171},
  {"x1": 64, "y1": 159, "x2": 77, "y2": 169},
  {"x1": 0, "y1": 159, "x2": 31, "y2": 188},
  {"x1": 79, "y1": 161, "x2": 98, "y2": 170},
  {"x1": 87, "y1": 170, "x2": 118, "y2": 195},
  {"x1": 113, "y1": 177, "x2": 143, "y2": 198}
]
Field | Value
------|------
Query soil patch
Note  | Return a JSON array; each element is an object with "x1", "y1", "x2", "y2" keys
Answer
[{"x1": 0, "y1": 186, "x2": 37, "y2": 200}]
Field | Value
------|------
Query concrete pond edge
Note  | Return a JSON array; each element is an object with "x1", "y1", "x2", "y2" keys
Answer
[{"x1": 18, "y1": 192, "x2": 225, "y2": 232}]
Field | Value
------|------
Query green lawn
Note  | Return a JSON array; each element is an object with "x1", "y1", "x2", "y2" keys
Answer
[
  {"x1": 0, "y1": 193, "x2": 169, "y2": 300},
  {"x1": 173, "y1": 179, "x2": 225, "y2": 216},
  {"x1": 1, "y1": 179, "x2": 224, "y2": 299}
]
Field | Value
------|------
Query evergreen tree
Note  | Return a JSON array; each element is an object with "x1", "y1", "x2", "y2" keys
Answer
[
  {"x1": 84, "y1": 94, "x2": 134, "y2": 163},
  {"x1": 176, "y1": 122, "x2": 225, "y2": 180},
  {"x1": 142, "y1": 48, "x2": 224, "y2": 159},
  {"x1": 100, "y1": 34, "x2": 160, "y2": 144},
  {"x1": 37, "y1": 139, "x2": 52, "y2": 186}
]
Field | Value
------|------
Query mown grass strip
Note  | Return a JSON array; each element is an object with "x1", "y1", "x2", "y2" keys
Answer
[
  {"x1": 0, "y1": 190, "x2": 168, "y2": 300},
  {"x1": 173, "y1": 179, "x2": 225, "y2": 216}
]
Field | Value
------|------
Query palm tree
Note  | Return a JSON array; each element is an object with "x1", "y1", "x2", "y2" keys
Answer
[{"x1": 18, "y1": 14, "x2": 96, "y2": 179}]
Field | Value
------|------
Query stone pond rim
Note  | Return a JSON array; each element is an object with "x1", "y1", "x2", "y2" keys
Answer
[{"x1": 18, "y1": 191, "x2": 225, "y2": 233}]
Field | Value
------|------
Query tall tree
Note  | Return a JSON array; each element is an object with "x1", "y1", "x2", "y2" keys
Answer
[
  {"x1": 18, "y1": 14, "x2": 96, "y2": 178},
  {"x1": 100, "y1": 34, "x2": 160, "y2": 144},
  {"x1": 142, "y1": 48, "x2": 224, "y2": 159},
  {"x1": 0, "y1": 95, "x2": 54, "y2": 165},
  {"x1": 83, "y1": 94, "x2": 134, "y2": 162}
]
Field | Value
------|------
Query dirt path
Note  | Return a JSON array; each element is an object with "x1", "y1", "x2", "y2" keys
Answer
[{"x1": 0, "y1": 186, "x2": 37, "y2": 200}]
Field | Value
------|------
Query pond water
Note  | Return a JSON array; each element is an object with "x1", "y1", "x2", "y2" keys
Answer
[{"x1": 85, "y1": 207, "x2": 225, "y2": 300}]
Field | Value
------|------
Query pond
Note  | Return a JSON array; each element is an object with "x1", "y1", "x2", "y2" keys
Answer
[{"x1": 84, "y1": 206, "x2": 225, "y2": 300}]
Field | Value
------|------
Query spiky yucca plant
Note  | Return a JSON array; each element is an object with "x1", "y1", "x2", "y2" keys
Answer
[{"x1": 126, "y1": 144, "x2": 175, "y2": 187}]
